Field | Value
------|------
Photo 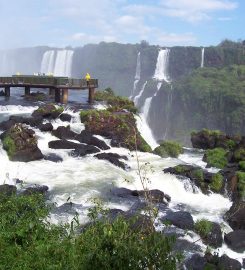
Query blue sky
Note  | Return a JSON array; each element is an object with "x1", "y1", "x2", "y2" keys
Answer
[{"x1": 0, "y1": 0, "x2": 244, "y2": 49}]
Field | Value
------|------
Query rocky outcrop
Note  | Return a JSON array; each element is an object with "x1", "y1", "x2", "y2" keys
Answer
[
  {"x1": 1, "y1": 124, "x2": 43, "y2": 162},
  {"x1": 38, "y1": 123, "x2": 53, "y2": 132},
  {"x1": 94, "y1": 152, "x2": 128, "y2": 169},
  {"x1": 22, "y1": 185, "x2": 49, "y2": 196},
  {"x1": 32, "y1": 104, "x2": 63, "y2": 119},
  {"x1": 161, "y1": 211, "x2": 194, "y2": 230},
  {"x1": 224, "y1": 201, "x2": 245, "y2": 230},
  {"x1": 224, "y1": 230, "x2": 245, "y2": 253},
  {"x1": 59, "y1": 113, "x2": 72, "y2": 122},
  {"x1": 132, "y1": 189, "x2": 171, "y2": 205}
]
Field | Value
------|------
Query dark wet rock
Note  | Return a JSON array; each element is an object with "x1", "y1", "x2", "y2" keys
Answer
[
  {"x1": 15, "y1": 178, "x2": 24, "y2": 184},
  {"x1": 107, "y1": 208, "x2": 126, "y2": 221},
  {"x1": 0, "y1": 90, "x2": 5, "y2": 96},
  {"x1": 76, "y1": 130, "x2": 110, "y2": 150},
  {"x1": 224, "y1": 230, "x2": 245, "y2": 252},
  {"x1": 0, "y1": 184, "x2": 17, "y2": 196},
  {"x1": 162, "y1": 211, "x2": 194, "y2": 230},
  {"x1": 44, "y1": 153, "x2": 63, "y2": 162},
  {"x1": 24, "y1": 92, "x2": 48, "y2": 102},
  {"x1": 59, "y1": 113, "x2": 72, "y2": 122},
  {"x1": 52, "y1": 126, "x2": 77, "y2": 140},
  {"x1": 128, "y1": 201, "x2": 148, "y2": 213},
  {"x1": 110, "y1": 187, "x2": 135, "y2": 198},
  {"x1": 185, "y1": 254, "x2": 207, "y2": 270},
  {"x1": 22, "y1": 185, "x2": 49, "y2": 196},
  {"x1": 38, "y1": 123, "x2": 53, "y2": 132},
  {"x1": 132, "y1": 189, "x2": 171, "y2": 204},
  {"x1": 32, "y1": 104, "x2": 63, "y2": 119},
  {"x1": 224, "y1": 201, "x2": 245, "y2": 230},
  {"x1": 205, "y1": 222, "x2": 223, "y2": 248},
  {"x1": 8, "y1": 115, "x2": 43, "y2": 128},
  {"x1": 1, "y1": 123, "x2": 43, "y2": 162},
  {"x1": 48, "y1": 139, "x2": 82, "y2": 149},
  {"x1": 53, "y1": 202, "x2": 82, "y2": 215},
  {"x1": 219, "y1": 254, "x2": 242, "y2": 270},
  {"x1": 94, "y1": 152, "x2": 128, "y2": 169},
  {"x1": 71, "y1": 145, "x2": 100, "y2": 156},
  {"x1": 0, "y1": 119, "x2": 16, "y2": 130}
]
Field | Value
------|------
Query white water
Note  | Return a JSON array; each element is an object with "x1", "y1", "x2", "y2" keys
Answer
[
  {"x1": 0, "y1": 104, "x2": 243, "y2": 264},
  {"x1": 40, "y1": 50, "x2": 74, "y2": 77},
  {"x1": 153, "y1": 49, "x2": 170, "y2": 83},
  {"x1": 201, "y1": 48, "x2": 205, "y2": 68},
  {"x1": 130, "y1": 52, "x2": 141, "y2": 99},
  {"x1": 40, "y1": 51, "x2": 56, "y2": 74},
  {"x1": 133, "y1": 81, "x2": 147, "y2": 107}
]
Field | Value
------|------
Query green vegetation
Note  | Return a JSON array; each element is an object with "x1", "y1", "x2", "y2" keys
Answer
[
  {"x1": 170, "y1": 65, "x2": 245, "y2": 142},
  {"x1": 153, "y1": 141, "x2": 183, "y2": 158},
  {"x1": 204, "y1": 148, "x2": 228, "y2": 169},
  {"x1": 238, "y1": 161, "x2": 245, "y2": 171},
  {"x1": 2, "y1": 135, "x2": 16, "y2": 158},
  {"x1": 80, "y1": 109, "x2": 151, "y2": 152},
  {"x1": 236, "y1": 171, "x2": 245, "y2": 199},
  {"x1": 233, "y1": 148, "x2": 245, "y2": 162},
  {"x1": 0, "y1": 193, "x2": 180, "y2": 269},
  {"x1": 210, "y1": 173, "x2": 223, "y2": 192},
  {"x1": 195, "y1": 219, "x2": 213, "y2": 238},
  {"x1": 192, "y1": 169, "x2": 204, "y2": 183}
]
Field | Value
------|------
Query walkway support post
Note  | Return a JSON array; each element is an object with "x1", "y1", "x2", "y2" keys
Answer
[
  {"x1": 61, "y1": 89, "x2": 68, "y2": 104},
  {"x1": 25, "y1": 86, "x2": 30, "y2": 95},
  {"x1": 88, "y1": 87, "x2": 95, "y2": 104},
  {"x1": 5, "y1": 86, "x2": 10, "y2": 97},
  {"x1": 55, "y1": 88, "x2": 61, "y2": 103}
]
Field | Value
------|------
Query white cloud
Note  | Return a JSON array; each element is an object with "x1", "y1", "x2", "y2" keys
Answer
[{"x1": 157, "y1": 32, "x2": 197, "y2": 45}]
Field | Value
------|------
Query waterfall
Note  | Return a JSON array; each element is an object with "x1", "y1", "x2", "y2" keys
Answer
[
  {"x1": 130, "y1": 52, "x2": 141, "y2": 98},
  {"x1": 40, "y1": 50, "x2": 74, "y2": 77},
  {"x1": 134, "y1": 81, "x2": 147, "y2": 107},
  {"x1": 201, "y1": 48, "x2": 205, "y2": 68},
  {"x1": 40, "y1": 51, "x2": 56, "y2": 74},
  {"x1": 153, "y1": 49, "x2": 170, "y2": 83},
  {"x1": 163, "y1": 84, "x2": 173, "y2": 139}
]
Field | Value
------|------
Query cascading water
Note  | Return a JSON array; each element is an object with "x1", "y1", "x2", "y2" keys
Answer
[
  {"x1": 40, "y1": 50, "x2": 74, "y2": 77},
  {"x1": 130, "y1": 52, "x2": 141, "y2": 99},
  {"x1": 133, "y1": 81, "x2": 147, "y2": 107},
  {"x1": 40, "y1": 51, "x2": 56, "y2": 74},
  {"x1": 201, "y1": 47, "x2": 205, "y2": 68}
]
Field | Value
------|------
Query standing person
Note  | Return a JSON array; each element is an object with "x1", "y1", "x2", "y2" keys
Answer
[{"x1": 85, "y1": 73, "x2": 91, "y2": 86}]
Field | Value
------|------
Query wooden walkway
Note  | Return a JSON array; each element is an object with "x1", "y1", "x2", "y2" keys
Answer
[{"x1": 0, "y1": 75, "x2": 98, "y2": 104}]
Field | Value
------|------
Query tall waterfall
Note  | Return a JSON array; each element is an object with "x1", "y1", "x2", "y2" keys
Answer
[
  {"x1": 201, "y1": 48, "x2": 205, "y2": 68},
  {"x1": 40, "y1": 50, "x2": 74, "y2": 77},
  {"x1": 130, "y1": 52, "x2": 141, "y2": 98},
  {"x1": 153, "y1": 49, "x2": 170, "y2": 83},
  {"x1": 134, "y1": 81, "x2": 147, "y2": 107},
  {"x1": 40, "y1": 51, "x2": 55, "y2": 74}
]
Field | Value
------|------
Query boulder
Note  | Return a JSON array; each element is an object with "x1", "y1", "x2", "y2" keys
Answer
[
  {"x1": 59, "y1": 113, "x2": 72, "y2": 122},
  {"x1": 32, "y1": 104, "x2": 63, "y2": 119},
  {"x1": 205, "y1": 222, "x2": 223, "y2": 248},
  {"x1": 38, "y1": 123, "x2": 53, "y2": 132},
  {"x1": 94, "y1": 152, "x2": 128, "y2": 169},
  {"x1": 0, "y1": 119, "x2": 16, "y2": 131},
  {"x1": 76, "y1": 130, "x2": 110, "y2": 150},
  {"x1": 71, "y1": 145, "x2": 100, "y2": 156},
  {"x1": 48, "y1": 139, "x2": 82, "y2": 149},
  {"x1": 1, "y1": 124, "x2": 43, "y2": 162},
  {"x1": 0, "y1": 184, "x2": 17, "y2": 196},
  {"x1": 162, "y1": 211, "x2": 194, "y2": 230},
  {"x1": 219, "y1": 254, "x2": 242, "y2": 270},
  {"x1": 225, "y1": 201, "x2": 245, "y2": 230},
  {"x1": 185, "y1": 254, "x2": 207, "y2": 270},
  {"x1": 224, "y1": 230, "x2": 245, "y2": 252},
  {"x1": 132, "y1": 189, "x2": 171, "y2": 205},
  {"x1": 22, "y1": 185, "x2": 49, "y2": 196},
  {"x1": 44, "y1": 153, "x2": 63, "y2": 162},
  {"x1": 8, "y1": 115, "x2": 43, "y2": 128},
  {"x1": 52, "y1": 126, "x2": 77, "y2": 140}
]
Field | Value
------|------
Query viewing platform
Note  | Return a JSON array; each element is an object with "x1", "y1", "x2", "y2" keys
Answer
[{"x1": 0, "y1": 75, "x2": 98, "y2": 104}]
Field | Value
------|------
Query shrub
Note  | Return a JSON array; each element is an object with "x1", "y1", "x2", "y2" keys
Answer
[
  {"x1": 195, "y1": 219, "x2": 213, "y2": 238},
  {"x1": 238, "y1": 161, "x2": 245, "y2": 171},
  {"x1": 210, "y1": 173, "x2": 223, "y2": 192},
  {"x1": 236, "y1": 171, "x2": 245, "y2": 199},
  {"x1": 153, "y1": 141, "x2": 183, "y2": 158},
  {"x1": 192, "y1": 169, "x2": 204, "y2": 183},
  {"x1": 233, "y1": 148, "x2": 245, "y2": 162},
  {"x1": 204, "y1": 148, "x2": 228, "y2": 169},
  {"x1": 0, "y1": 194, "x2": 180, "y2": 270},
  {"x1": 2, "y1": 135, "x2": 16, "y2": 158}
]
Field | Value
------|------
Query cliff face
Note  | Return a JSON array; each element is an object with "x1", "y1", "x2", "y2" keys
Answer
[{"x1": 0, "y1": 42, "x2": 244, "y2": 143}]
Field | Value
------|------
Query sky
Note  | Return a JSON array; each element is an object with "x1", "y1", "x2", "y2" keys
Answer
[{"x1": 0, "y1": 0, "x2": 244, "y2": 49}]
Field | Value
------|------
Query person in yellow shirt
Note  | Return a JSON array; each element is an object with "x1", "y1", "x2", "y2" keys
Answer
[{"x1": 85, "y1": 73, "x2": 91, "y2": 86}]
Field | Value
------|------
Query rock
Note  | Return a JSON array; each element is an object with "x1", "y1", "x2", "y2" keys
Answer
[
  {"x1": 94, "y1": 152, "x2": 128, "y2": 169},
  {"x1": 110, "y1": 187, "x2": 135, "y2": 198},
  {"x1": 22, "y1": 185, "x2": 49, "y2": 196},
  {"x1": 48, "y1": 140, "x2": 82, "y2": 149},
  {"x1": 24, "y1": 92, "x2": 48, "y2": 101},
  {"x1": 53, "y1": 202, "x2": 82, "y2": 215},
  {"x1": 52, "y1": 126, "x2": 77, "y2": 140},
  {"x1": 59, "y1": 113, "x2": 72, "y2": 122},
  {"x1": 44, "y1": 153, "x2": 63, "y2": 162},
  {"x1": 219, "y1": 254, "x2": 242, "y2": 270},
  {"x1": 8, "y1": 115, "x2": 43, "y2": 128},
  {"x1": 185, "y1": 254, "x2": 207, "y2": 270},
  {"x1": 132, "y1": 189, "x2": 171, "y2": 205},
  {"x1": 225, "y1": 201, "x2": 245, "y2": 230},
  {"x1": 0, "y1": 184, "x2": 17, "y2": 196},
  {"x1": 32, "y1": 104, "x2": 63, "y2": 119},
  {"x1": 162, "y1": 211, "x2": 194, "y2": 230},
  {"x1": 38, "y1": 123, "x2": 53, "y2": 132},
  {"x1": 0, "y1": 90, "x2": 5, "y2": 96},
  {"x1": 0, "y1": 119, "x2": 16, "y2": 130},
  {"x1": 205, "y1": 222, "x2": 223, "y2": 248},
  {"x1": 71, "y1": 145, "x2": 100, "y2": 156},
  {"x1": 1, "y1": 124, "x2": 43, "y2": 162},
  {"x1": 224, "y1": 230, "x2": 245, "y2": 252},
  {"x1": 76, "y1": 130, "x2": 110, "y2": 150}
]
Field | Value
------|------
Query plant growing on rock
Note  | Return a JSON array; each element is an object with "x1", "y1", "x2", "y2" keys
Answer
[
  {"x1": 210, "y1": 173, "x2": 223, "y2": 192},
  {"x1": 153, "y1": 141, "x2": 183, "y2": 158},
  {"x1": 203, "y1": 148, "x2": 228, "y2": 169},
  {"x1": 236, "y1": 171, "x2": 245, "y2": 199},
  {"x1": 194, "y1": 219, "x2": 213, "y2": 238}
]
